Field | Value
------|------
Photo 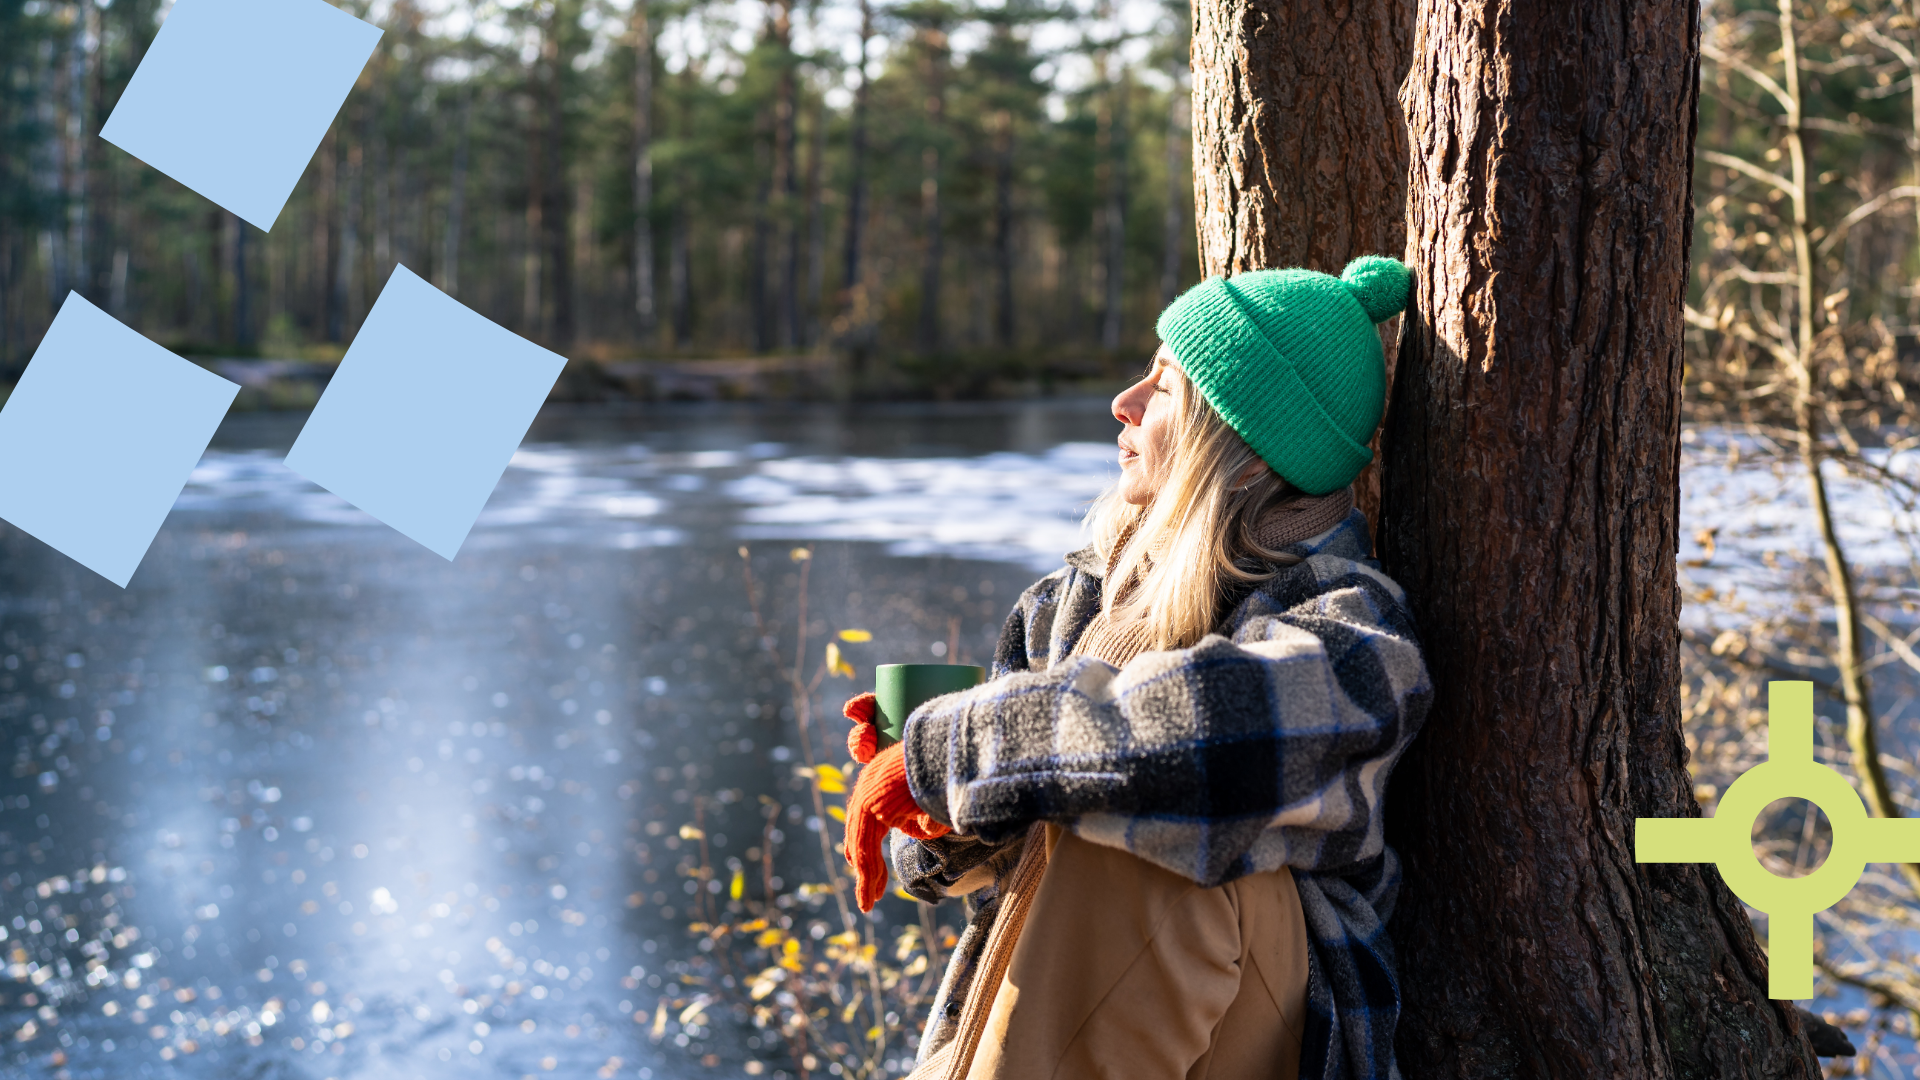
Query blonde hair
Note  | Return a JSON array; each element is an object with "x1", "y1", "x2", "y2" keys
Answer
[{"x1": 1086, "y1": 360, "x2": 1304, "y2": 651}]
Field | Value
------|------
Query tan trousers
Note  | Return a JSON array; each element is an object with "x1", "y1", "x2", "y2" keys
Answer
[{"x1": 938, "y1": 824, "x2": 1311, "y2": 1080}]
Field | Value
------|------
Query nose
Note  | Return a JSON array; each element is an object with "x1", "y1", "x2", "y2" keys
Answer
[{"x1": 1112, "y1": 380, "x2": 1148, "y2": 426}]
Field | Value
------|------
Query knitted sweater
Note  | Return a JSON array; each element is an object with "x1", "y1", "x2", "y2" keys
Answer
[{"x1": 890, "y1": 503, "x2": 1430, "y2": 1080}]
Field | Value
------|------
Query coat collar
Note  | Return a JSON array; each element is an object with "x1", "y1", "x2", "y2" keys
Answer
[{"x1": 1062, "y1": 506, "x2": 1373, "y2": 581}]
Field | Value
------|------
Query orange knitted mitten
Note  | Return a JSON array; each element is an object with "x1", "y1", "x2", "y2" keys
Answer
[
  {"x1": 844, "y1": 741, "x2": 950, "y2": 911},
  {"x1": 843, "y1": 691, "x2": 880, "y2": 764}
]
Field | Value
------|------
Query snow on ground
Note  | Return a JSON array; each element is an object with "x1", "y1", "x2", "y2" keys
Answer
[
  {"x1": 175, "y1": 426, "x2": 1920, "y2": 608},
  {"x1": 723, "y1": 442, "x2": 1119, "y2": 571},
  {"x1": 1679, "y1": 426, "x2": 1920, "y2": 628}
]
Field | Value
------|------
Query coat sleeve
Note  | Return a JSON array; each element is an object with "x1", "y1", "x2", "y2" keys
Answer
[
  {"x1": 900, "y1": 556, "x2": 1432, "y2": 888},
  {"x1": 887, "y1": 565, "x2": 1079, "y2": 901}
]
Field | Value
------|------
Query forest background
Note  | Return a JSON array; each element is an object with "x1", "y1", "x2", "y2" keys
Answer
[
  {"x1": 22, "y1": 0, "x2": 1920, "y2": 1070},
  {"x1": 0, "y1": 0, "x2": 1194, "y2": 400}
]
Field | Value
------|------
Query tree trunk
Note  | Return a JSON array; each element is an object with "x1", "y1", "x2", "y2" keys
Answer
[
  {"x1": 85, "y1": 0, "x2": 108, "y2": 305},
  {"x1": 842, "y1": 0, "x2": 872, "y2": 299},
  {"x1": 441, "y1": 84, "x2": 470, "y2": 299},
  {"x1": 233, "y1": 213, "x2": 251, "y2": 350},
  {"x1": 339, "y1": 139, "x2": 362, "y2": 332},
  {"x1": 1190, "y1": 0, "x2": 1407, "y2": 277},
  {"x1": 671, "y1": 200, "x2": 691, "y2": 348},
  {"x1": 1188, "y1": 0, "x2": 1408, "y2": 525},
  {"x1": 917, "y1": 22, "x2": 947, "y2": 356},
  {"x1": 1, "y1": 224, "x2": 14, "y2": 373},
  {"x1": 1377, "y1": 3, "x2": 1821, "y2": 1076},
  {"x1": 632, "y1": 0, "x2": 655, "y2": 339},
  {"x1": 1160, "y1": 64, "x2": 1187, "y2": 310},
  {"x1": 1101, "y1": 70, "x2": 1128, "y2": 351},
  {"x1": 209, "y1": 208, "x2": 226, "y2": 343},
  {"x1": 992, "y1": 108, "x2": 1016, "y2": 349},
  {"x1": 318, "y1": 125, "x2": 342, "y2": 342},
  {"x1": 751, "y1": 163, "x2": 772, "y2": 351},
  {"x1": 541, "y1": 0, "x2": 574, "y2": 348},
  {"x1": 672, "y1": 60, "x2": 694, "y2": 350},
  {"x1": 65, "y1": 5, "x2": 90, "y2": 305},
  {"x1": 802, "y1": 93, "x2": 825, "y2": 348},
  {"x1": 769, "y1": 0, "x2": 796, "y2": 351}
]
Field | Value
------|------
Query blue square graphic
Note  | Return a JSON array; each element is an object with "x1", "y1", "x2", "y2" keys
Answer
[
  {"x1": 0, "y1": 295, "x2": 240, "y2": 587},
  {"x1": 100, "y1": 0, "x2": 381, "y2": 231},
  {"x1": 284, "y1": 265, "x2": 568, "y2": 561}
]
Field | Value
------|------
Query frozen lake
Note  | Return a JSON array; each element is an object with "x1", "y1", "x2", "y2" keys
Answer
[{"x1": 0, "y1": 400, "x2": 1900, "y2": 1079}]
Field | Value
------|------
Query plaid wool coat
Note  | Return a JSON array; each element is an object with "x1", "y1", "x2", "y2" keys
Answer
[{"x1": 890, "y1": 508, "x2": 1431, "y2": 1080}]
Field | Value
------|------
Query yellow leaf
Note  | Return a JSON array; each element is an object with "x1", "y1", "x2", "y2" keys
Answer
[
  {"x1": 894, "y1": 886, "x2": 915, "y2": 903},
  {"x1": 837, "y1": 629, "x2": 873, "y2": 642},
  {"x1": 738, "y1": 919, "x2": 768, "y2": 933},
  {"x1": 678, "y1": 996, "x2": 711, "y2": 1025},
  {"x1": 790, "y1": 547, "x2": 811, "y2": 562},
  {"x1": 755, "y1": 928, "x2": 786, "y2": 948},
  {"x1": 678, "y1": 824, "x2": 705, "y2": 841},
  {"x1": 868, "y1": 1026, "x2": 884, "y2": 1043},
  {"x1": 729, "y1": 868, "x2": 745, "y2": 901},
  {"x1": 829, "y1": 930, "x2": 860, "y2": 948},
  {"x1": 816, "y1": 763, "x2": 846, "y2": 789},
  {"x1": 825, "y1": 642, "x2": 855, "y2": 679},
  {"x1": 649, "y1": 1001, "x2": 667, "y2": 1040},
  {"x1": 828, "y1": 805, "x2": 847, "y2": 822}
]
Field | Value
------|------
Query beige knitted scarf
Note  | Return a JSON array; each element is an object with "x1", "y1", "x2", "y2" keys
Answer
[
  {"x1": 1070, "y1": 485, "x2": 1355, "y2": 668},
  {"x1": 911, "y1": 484, "x2": 1356, "y2": 1080}
]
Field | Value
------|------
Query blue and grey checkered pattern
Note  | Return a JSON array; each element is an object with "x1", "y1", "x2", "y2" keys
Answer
[{"x1": 893, "y1": 508, "x2": 1429, "y2": 1080}]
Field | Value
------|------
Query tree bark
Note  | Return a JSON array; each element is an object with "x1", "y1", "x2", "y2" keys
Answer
[
  {"x1": 632, "y1": 0, "x2": 655, "y2": 339},
  {"x1": 1160, "y1": 64, "x2": 1187, "y2": 310},
  {"x1": 842, "y1": 0, "x2": 872, "y2": 301},
  {"x1": 318, "y1": 125, "x2": 342, "y2": 342},
  {"x1": 1101, "y1": 69, "x2": 1128, "y2": 351},
  {"x1": 441, "y1": 83, "x2": 470, "y2": 299},
  {"x1": 769, "y1": 0, "x2": 797, "y2": 351},
  {"x1": 802, "y1": 92, "x2": 825, "y2": 348},
  {"x1": 1378, "y1": 3, "x2": 1821, "y2": 1076},
  {"x1": 917, "y1": 18, "x2": 948, "y2": 356},
  {"x1": 1190, "y1": 0, "x2": 1407, "y2": 278},
  {"x1": 540, "y1": 0, "x2": 574, "y2": 348},
  {"x1": 233, "y1": 212, "x2": 251, "y2": 350},
  {"x1": 1188, "y1": 0, "x2": 1408, "y2": 526},
  {"x1": 992, "y1": 107, "x2": 1016, "y2": 349}
]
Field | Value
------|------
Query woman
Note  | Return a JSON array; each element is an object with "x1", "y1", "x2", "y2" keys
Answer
[{"x1": 840, "y1": 256, "x2": 1432, "y2": 1080}]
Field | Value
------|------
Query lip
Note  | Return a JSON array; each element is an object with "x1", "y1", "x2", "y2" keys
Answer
[{"x1": 1117, "y1": 440, "x2": 1138, "y2": 465}]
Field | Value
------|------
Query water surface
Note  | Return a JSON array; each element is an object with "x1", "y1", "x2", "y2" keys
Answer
[{"x1": 0, "y1": 400, "x2": 1117, "y2": 1080}]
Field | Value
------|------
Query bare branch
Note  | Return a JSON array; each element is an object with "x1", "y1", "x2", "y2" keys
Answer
[
  {"x1": 1702, "y1": 41, "x2": 1796, "y2": 113},
  {"x1": 1701, "y1": 149, "x2": 1797, "y2": 195},
  {"x1": 1864, "y1": 23, "x2": 1918, "y2": 69},
  {"x1": 1684, "y1": 302, "x2": 1800, "y2": 366},
  {"x1": 1817, "y1": 186, "x2": 1920, "y2": 257},
  {"x1": 1861, "y1": 613, "x2": 1920, "y2": 679}
]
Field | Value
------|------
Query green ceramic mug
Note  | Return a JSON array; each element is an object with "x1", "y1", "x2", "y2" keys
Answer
[{"x1": 874, "y1": 663, "x2": 985, "y2": 748}]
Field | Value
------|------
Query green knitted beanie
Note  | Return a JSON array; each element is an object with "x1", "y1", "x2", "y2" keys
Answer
[{"x1": 1154, "y1": 255, "x2": 1411, "y2": 496}]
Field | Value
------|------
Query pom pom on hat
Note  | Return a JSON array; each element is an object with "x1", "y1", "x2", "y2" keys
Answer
[{"x1": 1340, "y1": 255, "x2": 1410, "y2": 324}]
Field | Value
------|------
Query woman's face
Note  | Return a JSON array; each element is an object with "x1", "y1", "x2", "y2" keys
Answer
[{"x1": 1112, "y1": 344, "x2": 1180, "y2": 506}]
